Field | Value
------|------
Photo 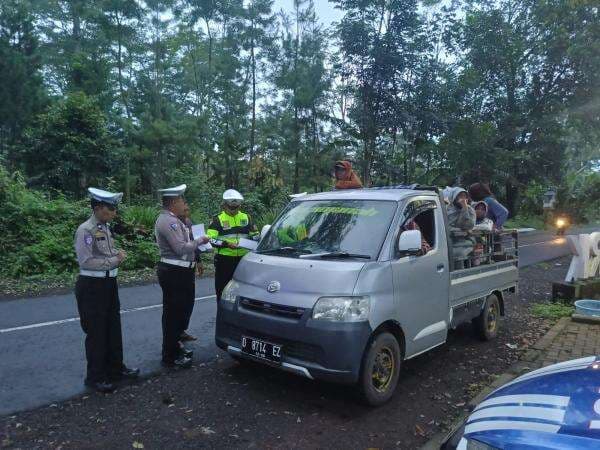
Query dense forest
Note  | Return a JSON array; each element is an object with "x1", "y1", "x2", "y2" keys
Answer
[{"x1": 0, "y1": 0, "x2": 599, "y2": 283}]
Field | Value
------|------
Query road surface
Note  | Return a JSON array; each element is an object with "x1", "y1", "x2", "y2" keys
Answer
[{"x1": 0, "y1": 227, "x2": 597, "y2": 416}]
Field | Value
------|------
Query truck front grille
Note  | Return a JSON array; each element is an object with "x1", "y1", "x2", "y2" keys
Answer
[{"x1": 239, "y1": 297, "x2": 306, "y2": 320}]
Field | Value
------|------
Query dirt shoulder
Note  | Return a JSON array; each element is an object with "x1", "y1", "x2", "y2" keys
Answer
[{"x1": 0, "y1": 258, "x2": 568, "y2": 450}]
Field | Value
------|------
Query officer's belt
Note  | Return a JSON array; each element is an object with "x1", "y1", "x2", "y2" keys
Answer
[
  {"x1": 80, "y1": 268, "x2": 119, "y2": 278},
  {"x1": 160, "y1": 258, "x2": 196, "y2": 268}
]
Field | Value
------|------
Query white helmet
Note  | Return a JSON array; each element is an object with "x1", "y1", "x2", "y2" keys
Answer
[{"x1": 223, "y1": 189, "x2": 244, "y2": 202}]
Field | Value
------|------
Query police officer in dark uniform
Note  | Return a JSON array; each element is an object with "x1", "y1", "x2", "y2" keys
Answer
[
  {"x1": 178, "y1": 200, "x2": 198, "y2": 342},
  {"x1": 74, "y1": 188, "x2": 139, "y2": 393},
  {"x1": 155, "y1": 185, "x2": 209, "y2": 368}
]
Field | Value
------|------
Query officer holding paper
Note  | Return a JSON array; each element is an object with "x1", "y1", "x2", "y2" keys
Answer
[
  {"x1": 74, "y1": 188, "x2": 139, "y2": 393},
  {"x1": 155, "y1": 184, "x2": 209, "y2": 368},
  {"x1": 207, "y1": 189, "x2": 258, "y2": 301}
]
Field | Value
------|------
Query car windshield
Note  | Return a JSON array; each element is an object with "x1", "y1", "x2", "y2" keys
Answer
[{"x1": 257, "y1": 200, "x2": 397, "y2": 260}]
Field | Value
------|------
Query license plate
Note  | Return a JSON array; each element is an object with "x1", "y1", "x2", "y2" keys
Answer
[{"x1": 241, "y1": 336, "x2": 282, "y2": 363}]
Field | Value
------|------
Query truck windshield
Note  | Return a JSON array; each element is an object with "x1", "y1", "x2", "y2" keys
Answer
[{"x1": 257, "y1": 200, "x2": 397, "y2": 260}]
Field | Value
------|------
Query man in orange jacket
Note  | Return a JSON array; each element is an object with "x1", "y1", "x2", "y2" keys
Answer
[{"x1": 333, "y1": 160, "x2": 363, "y2": 190}]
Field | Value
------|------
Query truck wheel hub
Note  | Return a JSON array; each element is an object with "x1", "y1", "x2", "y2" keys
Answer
[{"x1": 372, "y1": 347, "x2": 394, "y2": 392}]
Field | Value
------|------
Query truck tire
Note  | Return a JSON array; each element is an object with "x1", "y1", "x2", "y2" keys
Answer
[
  {"x1": 359, "y1": 332, "x2": 401, "y2": 406},
  {"x1": 473, "y1": 294, "x2": 501, "y2": 341}
]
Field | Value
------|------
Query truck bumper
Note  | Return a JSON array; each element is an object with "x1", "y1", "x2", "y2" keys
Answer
[{"x1": 216, "y1": 303, "x2": 372, "y2": 384}]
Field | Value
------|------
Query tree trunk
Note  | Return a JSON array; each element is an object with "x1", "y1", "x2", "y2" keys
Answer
[
  {"x1": 293, "y1": 106, "x2": 300, "y2": 193},
  {"x1": 116, "y1": 15, "x2": 132, "y2": 120},
  {"x1": 205, "y1": 18, "x2": 213, "y2": 121},
  {"x1": 249, "y1": 17, "x2": 257, "y2": 162},
  {"x1": 71, "y1": 0, "x2": 83, "y2": 89},
  {"x1": 312, "y1": 105, "x2": 319, "y2": 192},
  {"x1": 505, "y1": 180, "x2": 519, "y2": 217}
]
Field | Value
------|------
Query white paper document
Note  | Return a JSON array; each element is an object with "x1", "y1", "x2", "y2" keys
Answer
[
  {"x1": 191, "y1": 224, "x2": 212, "y2": 252},
  {"x1": 238, "y1": 238, "x2": 258, "y2": 251}
]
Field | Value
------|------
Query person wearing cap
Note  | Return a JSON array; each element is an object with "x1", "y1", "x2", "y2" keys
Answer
[
  {"x1": 155, "y1": 184, "x2": 209, "y2": 368},
  {"x1": 74, "y1": 188, "x2": 139, "y2": 393},
  {"x1": 333, "y1": 160, "x2": 363, "y2": 190},
  {"x1": 207, "y1": 189, "x2": 258, "y2": 301}
]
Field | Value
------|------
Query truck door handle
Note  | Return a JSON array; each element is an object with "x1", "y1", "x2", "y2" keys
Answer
[{"x1": 437, "y1": 264, "x2": 445, "y2": 273}]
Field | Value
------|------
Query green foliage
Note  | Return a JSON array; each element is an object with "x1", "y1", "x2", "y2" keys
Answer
[
  {"x1": 0, "y1": 166, "x2": 88, "y2": 277},
  {"x1": 21, "y1": 92, "x2": 117, "y2": 195},
  {"x1": 120, "y1": 205, "x2": 160, "y2": 232},
  {"x1": 0, "y1": 165, "x2": 153, "y2": 279},
  {"x1": 0, "y1": 162, "x2": 292, "y2": 281},
  {"x1": 256, "y1": 207, "x2": 283, "y2": 229},
  {"x1": 0, "y1": 0, "x2": 47, "y2": 160},
  {"x1": 505, "y1": 215, "x2": 546, "y2": 230},
  {"x1": 531, "y1": 302, "x2": 574, "y2": 320},
  {"x1": 117, "y1": 236, "x2": 159, "y2": 271},
  {"x1": 559, "y1": 171, "x2": 600, "y2": 224},
  {"x1": 518, "y1": 182, "x2": 546, "y2": 217}
]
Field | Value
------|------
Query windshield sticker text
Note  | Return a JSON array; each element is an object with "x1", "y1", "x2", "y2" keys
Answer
[{"x1": 312, "y1": 206, "x2": 378, "y2": 216}]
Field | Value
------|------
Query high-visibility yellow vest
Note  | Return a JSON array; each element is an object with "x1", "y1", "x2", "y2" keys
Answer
[{"x1": 206, "y1": 211, "x2": 258, "y2": 257}]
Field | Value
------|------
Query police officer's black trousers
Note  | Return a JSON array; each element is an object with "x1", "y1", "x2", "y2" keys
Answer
[
  {"x1": 157, "y1": 263, "x2": 195, "y2": 362},
  {"x1": 75, "y1": 276, "x2": 124, "y2": 383},
  {"x1": 214, "y1": 254, "x2": 243, "y2": 301}
]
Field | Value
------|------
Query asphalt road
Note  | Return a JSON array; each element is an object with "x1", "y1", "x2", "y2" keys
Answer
[{"x1": 0, "y1": 226, "x2": 597, "y2": 417}]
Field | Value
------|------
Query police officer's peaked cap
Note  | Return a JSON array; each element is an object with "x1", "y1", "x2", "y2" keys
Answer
[
  {"x1": 158, "y1": 184, "x2": 187, "y2": 197},
  {"x1": 88, "y1": 187, "x2": 123, "y2": 205}
]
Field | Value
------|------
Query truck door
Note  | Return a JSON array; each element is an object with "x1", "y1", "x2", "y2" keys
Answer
[{"x1": 391, "y1": 197, "x2": 450, "y2": 357}]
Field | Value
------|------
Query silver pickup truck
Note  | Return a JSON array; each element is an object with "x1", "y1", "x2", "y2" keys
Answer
[{"x1": 215, "y1": 186, "x2": 518, "y2": 405}]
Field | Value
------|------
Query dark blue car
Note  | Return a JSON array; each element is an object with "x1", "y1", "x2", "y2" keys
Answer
[{"x1": 442, "y1": 356, "x2": 600, "y2": 449}]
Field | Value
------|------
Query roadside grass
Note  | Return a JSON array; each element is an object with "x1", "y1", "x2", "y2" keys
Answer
[
  {"x1": 505, "y1": 215, "x2": 546, "y2": 230},
  {"x1": 530, "y1": 302, "x2": 574, "y2": 320}
]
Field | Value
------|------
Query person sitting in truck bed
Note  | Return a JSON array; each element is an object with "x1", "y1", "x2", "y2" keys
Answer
[
  {"x1": 447, "y1": 187, "x2": 476, "y2": 269},
  {"x1": 472, "y1": 201, "x2": 493, "y2": 265},
  {"x1": 468, "y1": 182, "x2": 509, "y2": 230},
  {"x1": 473, "y1": 201, "x2": 494, "y2": 231}
]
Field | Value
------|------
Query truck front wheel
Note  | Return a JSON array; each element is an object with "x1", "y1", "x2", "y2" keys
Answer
[
  {"x1": 359, "y1": 332, "x2": 401, "y2": 406},
  {"x1": 473, "y1": 294, "x2": 501, "y2": 341}
]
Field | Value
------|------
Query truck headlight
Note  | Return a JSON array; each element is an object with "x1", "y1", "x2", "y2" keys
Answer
[
  {"x1": 312, "y1": 296, "x2": 370, "y2": 322},
  {"x1": 221, "y1": 280, "x2": 239, "y2": 303}
]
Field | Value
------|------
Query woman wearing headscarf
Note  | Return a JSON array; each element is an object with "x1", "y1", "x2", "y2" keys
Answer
[
  {"x1": 333, "y1": 160, "x2": 363, "y2": 190},
  {"x1": 468, "y1": 183, "x2": 509, "y2": 230},
  {"x1": 447, "y1": 187, "x2": 476, "y2": 269}
]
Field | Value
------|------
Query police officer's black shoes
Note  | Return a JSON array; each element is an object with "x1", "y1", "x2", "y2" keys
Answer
[
  {"x1": 180, "y1": 331, "x2": 197, "y2": 342},
  {"x1": 85, "y1": 380, "x2": 116, "y2": 393},
  {"x1": 161, "y1": 356, "x2": 192, "y2": 369},
  {"x1": 180, "y1": 348, "x2": 193, "y2": 358},
  {"x1": 178, "y1": 345, "x2": 193, "y2": 359},
  {"x1": 109, "y1": 367, "x2": 140, "y2": 381}
]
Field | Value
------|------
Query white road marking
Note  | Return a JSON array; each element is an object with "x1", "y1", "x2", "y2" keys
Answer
[{"x1": 0, "y1": 295, "x2": 216, "y2": 334}]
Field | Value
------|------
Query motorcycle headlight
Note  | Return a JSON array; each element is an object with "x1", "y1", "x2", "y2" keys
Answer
[
  {"x1": 312, "y1": 296, "x2": 370, "y2": 322},
  {"x1": 221, "y1": 280, "x2": 239, "y2": 304}
]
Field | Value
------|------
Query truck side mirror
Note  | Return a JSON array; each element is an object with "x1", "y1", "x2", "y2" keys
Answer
[
  {"x1": 260, "y1": 224, "x2": 271, "y2": 240},
  {"x1": 398, "y1": 230, "x2": 422, "y2": 256}
]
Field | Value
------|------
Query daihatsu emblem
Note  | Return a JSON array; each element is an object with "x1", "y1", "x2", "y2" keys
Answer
[{"x1": 267, "y1": 281, "x2": 280, "y2": 293}]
